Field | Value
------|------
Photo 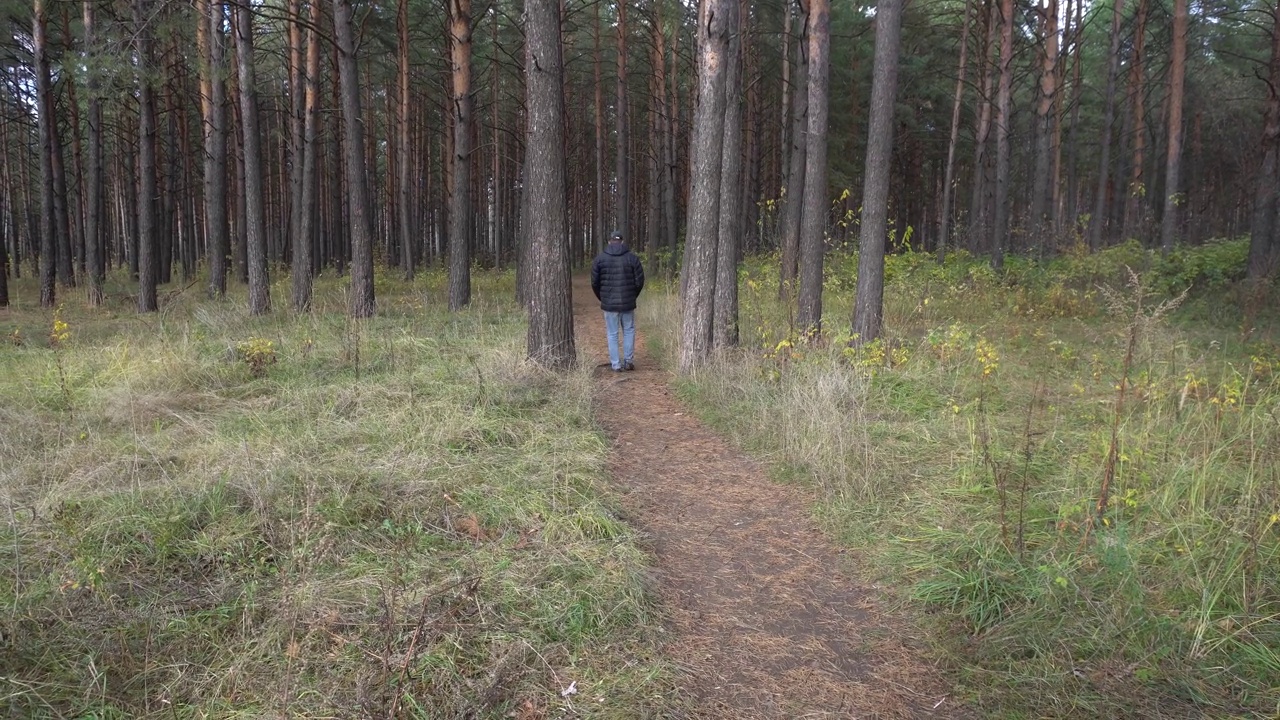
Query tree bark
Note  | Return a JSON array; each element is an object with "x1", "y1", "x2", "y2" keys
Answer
[
  {"x1": 1088, "y1": 0, "x2": 1127, "y2": 249},
  {"x1": 938, "y1": 0, "x2": 973, "y2": 260},
  {"x1": 448, "y1": 0, "x2": 473, "y2": 309},
  {"x1": 967, "y1": 0, "x2": 997, "y2": 254},
  {"x1": 991, "y1": 0, "x2": 1014, "y2": 268},
  {"x1": 616, "y1": 0, "x2": 630, "y2": 241},
  {"x1": 1160, "y1": 0, "x2": 1188, "y2": 252},
  {"x1": 83, "y1": 0, "x2": 105, "y2": 305},
  {"x1": 1248, "y1": 0, "x2": 1280, "y2": 280},
  {"x1": 796, "y1": 0, "x2": 830, "y2": 333},
  {"x1": 398, "y1": 0, "x2": 415, "y2": 279},
  {"x1": 852, "y1": 0, "x2": 904, "y2": 344},
  {"x1": 524, "y1": 0, "x2": 576, "y2": 368},
  {"x1": 334, "y1": 0, "x2": 377, "y2": 316},
  {"x1": 34, "y1": 0, "x2": 60, "y2": 306},
  {"x1": 678, "y1": 0, "x2": 732, "y2": 373},
  {"x1": 1122, "y1": 0, "x2": 1149, "y2": 242},
  {"x1": 294, "y1": 0, "x2": 322, "y2": 311},
  {"x1": 779, "y1": 7, "x2": 808, "y2": 297},
  {"x1": 135, "y1": 0, "x2": 158, "y2": 312},
  {"x1": 1029, "y1": 0, "x2": 1058, "y2": 239},
  {"x1": 714, "y1": 0, "x2": 745, "y2": 348},
  {"x1": 287, "y1": 0, "x2": 305, "y2": 281},
  {"x1": 235, "y1": 2, "x2": 270, "y2": 314},
  {"x1": 593, "y1": 0, "x2": 606, "y2": 257}
]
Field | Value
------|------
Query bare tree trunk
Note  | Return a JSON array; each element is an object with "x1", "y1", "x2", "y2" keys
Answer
[
  {"x1": 1088, "y1": 0, "x2": 1127, "y2": 249},
  {"x1": 1248, "y1": 0, "x2": 1280, "y2": 280},
  {"x1": 991, "y1": 0, "x2": 1014, "y2": 268},
  {"x1": 1029, "y1": 0, "x2": 1058, "y2": 240},
  {"x1": 35, "y1": 0, "x2": 57, "y2": 306},
  {"x1": 235, "y1": 2, "x2": 270, "y2": 314},
  {"x1": 938, "y1": 0, "x2": 973, "y2": 260},
  {"x1": 658, "y1": 2, "x2": 678, "y2": 277},
  {"x1": 334, "y1": 0, "x2": 377, "y2": 316},
  {"x1": 593, "y1": 0, "x2": 606, "y2": 257},
  {"x1": 797, "y1": 0, "x2": 830, "y2": 333},
  {"x1": 201, "y1": 0, "x2": 229, "y2": 297},
  {"x1": 616, "y1": 0, "x2": 630, "y2": 240},
  {"x1": 678, "y1": 0, "x2": 732, "y2": 373},
  {"x1": 1063, "y1": 0, "x2": 1084, "y2": 229},
  {"x1": 714, "y1": 0, "x2": 745, "y2": 348},
  {"x1": 779, "y1": 9, "x2": 808, "y2": 298},
  {"x1": 852, "y1": 0, "x2": 904, "y2": 344},
  {"x1": 398, "y1": 0, "x2": 415, "y2": 279},
  {"x1": 448, "y1": 0, "x2": 473, "y2": 309},
  {"x1": 135, "y1": 0, "x2": 158, "y2": 312},
  {"x1": 1122, "y1": 0, "x2": 1149, "y2": 242},
  {"x1": 83, "y1": 0, "x2": 104, "y2": 305},
  {"x1": 647, "y1": 50, "x2": 662, "y2": 275},
  {"x1": 1160, "y1": 0, "x2": 1188, "y2": 252},
  {"x1": 968, "y1": 0, "x2": 997, "y2": 254},
  {"x1": 525, "y1": 0, "x2": 576, "y2": 368},
  {"x1": 294, "y1": 0, "x2": 322, "y2": 311},
  {"x1": 287, "y1": 0, "x2": 305, "y2": 280},
  {"x1": 780, "y1": 1, "x2": 793, "y2": 194}
]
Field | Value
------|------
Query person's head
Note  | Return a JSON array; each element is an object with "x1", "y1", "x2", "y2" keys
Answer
[{"x1": 609, "y1": 230, "x2": 624, "y2": 245}]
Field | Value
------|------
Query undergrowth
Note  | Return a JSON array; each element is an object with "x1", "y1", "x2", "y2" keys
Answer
[
  {"x1": 0, "y1": 268, "x2": 676, "y2": 718},
  {"x1": 654, "y1": 239, "x2": 1280, "y2": 718}
]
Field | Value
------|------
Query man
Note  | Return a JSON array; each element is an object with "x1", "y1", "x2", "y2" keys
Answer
[{"x1": 590, "y1": 230, "x2": 645, "y2": 372}]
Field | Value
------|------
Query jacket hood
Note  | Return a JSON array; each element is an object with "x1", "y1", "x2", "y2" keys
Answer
[{"x1": 605, "y1": 242, "x2": 630, "y2": 256}]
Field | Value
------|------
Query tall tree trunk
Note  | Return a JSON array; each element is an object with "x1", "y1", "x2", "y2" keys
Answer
[
  {"x1": 288, "y1": 0, "x2": 305, "y2": 280},
  {"x1": 1029, "y1": 0, "x2": 1058, "y2": 240},
  {"x1": 236, "y1": 2, "x2": 270, "y2": 314},
  {"x1": 659, "y1": 2, "x2": 678, "y2": 277},
  {"x1": 83, "y1": 0, "x2": 104, "y2": 305},
  {"x1": 714, "y1": 0, "x2": 745, "y2": 348},
  {"x1": 1160, "y1": 0, "x2": 1188, "y2": 252},
  {"x1": 1248, "y1": 0, "x2": 1280, "y2": 280},
  {"x1": 780, "y1": 1, "x2": 793, "y2": 195},
  {"x1": 593, "y1": 0, "x2": 606, "y2": 257},
  {"x1": 968, "y1": 0, "x2": 997, "y2": 253},
  {"x1": 1063, "y1": 0, "x2": 1085, "y2": 229},
  {"x1": 796, "y1": 0, "x2": 830, "y2": 333},
  {"x1": 294, "y1": 0, "x2": 322, "y2": 311},
  {"x1": 1088, "y1": 0, "x2": 1127, "y2": 249},
  {"x1": 135, "y1": 0, "x2": 158, "y2": 312},
  {"x1": 616, "y1": 0, "x2": 630, "y2": 241},
  {"x1": 61, "y1": 8, "x2": 86, "y2": 282},
  {"x1": 779, "y1": 9, "x2": 808, "y2": 298},
  {"x1": 852, "y1": 0, "x2": 904, "y2": 344},
  {"x1": 678, "y1": 0, "x2": 732, "y2": 373},
  {"x1": 991, "y1": 0, "x2": 1014, "y2": 268},
  {"x1": 35, "y1": 0, "x2": 57, "y2": 306},
  {"x1": 525, "y1": 0, "x2": 576, "y2": 368},
  {"x1": 938, "y1": 0, "x2": 973, "y2": 260},
  {"x1": 448, "y1": 0, "x2": 473, "y2": 309},
  {"x1": 647, "y1": 53, "x2": 663, "y2": 275},
  {"x1": 334, "y1": 0, "x2": 377, "y2": 316},
  {"x1": 1122, "y1": 0, "x2": 1149, "y2": 242},
  {"x1": 201, "y1": 0, "x2": 229, "y2": 297},
  {"x1": 398, "y1": 0, "x2": 415, "y2": 279}
]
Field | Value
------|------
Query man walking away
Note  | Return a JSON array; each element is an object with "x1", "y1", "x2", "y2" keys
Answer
[{"x1": 590, "y1": 230, "x2": 645, "y2": 371}]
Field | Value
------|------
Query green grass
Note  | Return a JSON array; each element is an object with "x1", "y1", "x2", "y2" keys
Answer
[
  {"x1": 1, "y1": 268, "x2": 677, "y2": 718},
  {"x1": 654, "y1": 243, "x2": 1280, "y2": 719}
]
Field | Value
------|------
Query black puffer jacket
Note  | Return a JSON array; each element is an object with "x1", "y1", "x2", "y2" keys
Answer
[{"x1": 590, "y1": 243, "x2": 645, "y2": 312}]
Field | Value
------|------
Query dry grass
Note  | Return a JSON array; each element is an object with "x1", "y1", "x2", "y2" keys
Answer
[{"x1": 0, "y1": 268, "x2": 676, "y2": 718}]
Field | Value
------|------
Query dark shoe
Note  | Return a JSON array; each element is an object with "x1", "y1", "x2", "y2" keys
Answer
[
  {"x1": 612, "y1": 366, "x2": 624, "y2": 373},
  {"x1": 623, "y1": 362, "x2": 635, "y2": 371}
]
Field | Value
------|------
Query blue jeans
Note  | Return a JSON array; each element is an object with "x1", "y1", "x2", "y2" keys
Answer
[{"x1": 604, "y1": 311, "x2": 636, "y2": 369}]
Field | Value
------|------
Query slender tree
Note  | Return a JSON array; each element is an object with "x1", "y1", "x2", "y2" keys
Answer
[
  {"x1": 136, "y1": 0, "x2": 158, "y2": 312},
  {"x1": 447, "y1": 0, "x2": 473, "y2": 310},
  {"x1": 397, "y1": 0, "x2": 414, "y2": 279},
  {"x1": 678, "y1": 0, "x2": 732, "y2": 373},
  {"x1": 1088, "y1": 0, "x2": 1128, "y2": 249},
  {"x1": 852, "y1": 0, "x2": 904, "y2": 344},
  {"x1": 294, "y1": 0, "x2": 323, "y2": 311},
  {"x1": 938, "y1": 0, "x2": 973, "y2": 260},
  {"x1": 83, "y1": 0, "x2": 104, "y2": 305},
  {"x1": 34, "y1": 0, "x2": 58, "y2": 306},
  {"x1": 991, "y1": 0, "x2": 1014, "y2": 267},
  {"x1": 525, "y1": 0, "x2": 576, "y2": 368},
  {"x1": 235, "y1": 2, "x2": 270, "y2": 314},
  {"x1": 1122, "y1": 0, "x2": 1149, "y2": 241},
  {"x1": 1029, "y1": 0, "x2": 1059, "y2": 238},
  {"x1": 200, "y1": 0, "x2": 229, "y2": 298},
  {"x1": 713, "y1": 0, "x2": 745, "y2": 348},
  {"x1": 334, "y1": 0, "x2": 376, "y2": 316},
  {"x1": 779, "y1": 5, "x2": 808, "y2": 297},
  {"x1": 796, "y1": 0, "x2": 830, "y2": 333},
  {"x1": 1248, "y1": 0, "x2": 1280, "y2": 280},
  {"x1": 616, "y1": 0, "x2": 630, "y2": 241},
  {"x1": 1160, "y1": 0, "x2": 1188, "y2": 252}
]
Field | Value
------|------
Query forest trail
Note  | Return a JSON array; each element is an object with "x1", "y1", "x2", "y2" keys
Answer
[{"x1": 572, "y1": 277, "x2": 962, "y2": 719}]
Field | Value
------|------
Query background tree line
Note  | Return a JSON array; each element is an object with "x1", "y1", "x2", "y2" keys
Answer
[{"x1": 0, "y1": 0, "x2": 1276, "y2": 364}]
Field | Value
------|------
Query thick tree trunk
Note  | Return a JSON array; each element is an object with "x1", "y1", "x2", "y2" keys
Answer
[
  {"x1": 83, "y1": 0, "x2": 104, "y2": 305},
  {"x1": 938, "y1": 0, "x2": 973, "y2": 260},
  {"x1": 524, "y1": 0, "x2": 576, "y2": 368},
  {"x1": 678, "y1": 0, "x2": 732, "y2": 373},
  {"x1": 294, "y1": 0, "x2": 322, "y2": 311},
  {"x1": 448, "y1": 0, "x2": 473, "y2": 309},
  {"x1": 1088, "y1": 0, "x2": 1127, "y2": 249},
  {"x1": 779, "y1": 11, "x2": 809, "y2": 298},
  {"x1": 852, "y1": 0, "x2": 904, "y2": 344},
  {"x1": 1160, "y1": 0, "x2": 1188, "y2": 252},
  {"x1": 714, "y1": 0, "x2": 745, "y2": 349},
  {"x1": 334, "y1": 0, "x2": 377, "y2": 316},
  {"x1": 34, "y1": 0, "x2": 62, "y2": 306},
  {"x1": 135, "y1": 0, "x2": 158, "y2": 312},
  {"x1": 201, "y1": 0, "x2": 229, "y2": 297},
  {"x1": 796, "y1": 0, "x2": 830, "y2": 333},
  {"x1": 235, "y1": 2, "x2": 270, "y2": 314},
  {"x1": 991, "y1": 0, "x2": 1014, "y2": 268},
  {"x1": 1247, "y1": 0, "x2": 1280, "y2": 280}
]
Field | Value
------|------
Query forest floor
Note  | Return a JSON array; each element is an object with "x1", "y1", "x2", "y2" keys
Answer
[{"x1": 572, "y1": 276, "x2": 961, "y2": 719}]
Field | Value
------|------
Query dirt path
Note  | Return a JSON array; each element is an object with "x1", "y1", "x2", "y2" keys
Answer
[{"x1": 573, "y1": 278, "x2": 961, "y2": 719}]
